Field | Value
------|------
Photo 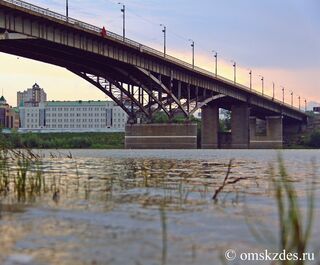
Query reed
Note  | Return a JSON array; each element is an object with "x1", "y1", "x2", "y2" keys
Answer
[
  {"x1": 0, "y1": 136, "x2": 46, "y2": 202},
  {"x1": 271, "y1": 155, "x2": 315, "y2": 265}
]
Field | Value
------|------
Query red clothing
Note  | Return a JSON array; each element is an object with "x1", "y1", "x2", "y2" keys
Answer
[{"x1": 101, "y1": 26, "x2": 107, "y2": 37}]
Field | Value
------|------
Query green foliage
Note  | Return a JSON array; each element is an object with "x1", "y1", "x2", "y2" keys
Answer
[
  {"x1": 272, "y1": 156, "x2": 314, "y2": 265},
  {"x1": 219, "y1": 109, "x2": 231, "y2": 132},
  {"x1": 1, "y1": 132, "x2": 125, "y2": 149},
  {"x1": 306, "y1": 131, "x2": 320, "y2": 148},
  {"x1": 153, "y1": 112, "x2": 169, "y2": 123},
  {"x1": 152, "y1": 111, "x2": 201, "y2": 125}
]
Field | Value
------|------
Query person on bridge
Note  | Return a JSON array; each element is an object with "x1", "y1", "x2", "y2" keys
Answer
[{"x1": 100, "y1": 26, "x2": 107, "y2": 37}]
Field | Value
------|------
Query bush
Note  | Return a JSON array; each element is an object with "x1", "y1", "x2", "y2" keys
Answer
[{"x1": 307, "y1": 131, "x2": 320, "y2": 148}]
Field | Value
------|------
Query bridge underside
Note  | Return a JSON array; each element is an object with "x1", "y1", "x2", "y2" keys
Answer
[
  {"x1": 0, "y1": 37, "x2": 305, "y2": 149},
  {"x1": 0, "y1": 4, "x2": 308, "y2": 149}
]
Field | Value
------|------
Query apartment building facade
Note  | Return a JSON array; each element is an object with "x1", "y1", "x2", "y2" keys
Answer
[{"x1": 19, "y1": 100, "x2": 128, "y2": 132}]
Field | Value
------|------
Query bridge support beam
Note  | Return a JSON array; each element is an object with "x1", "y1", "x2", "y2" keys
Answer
[
  {"x1": 125, "y1": 123, "x2": 197, "y2": 149},
  {"x1": 250, "y1": 116, "x2": 283, "y2": 149},
  {"x1": 231, "y1": 103, "x2": 250, "y2": 149},
  {"x1": 201, "y1": 103, "x2": 219, "y2": 149}
]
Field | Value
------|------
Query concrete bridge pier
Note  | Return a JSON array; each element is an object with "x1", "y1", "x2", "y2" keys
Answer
[
  {"x1": 231, "y1": 103, "x2": 250, "y2": 149},
  {"x1": 125, "y1": 123, "x2": 198, "y2": 149},
  {"x1": 201, "y1": 103, "x2": 219, "y2": 149},
  {"x1": 250, "y1": 116, "x2": 283, "y2": 148}
]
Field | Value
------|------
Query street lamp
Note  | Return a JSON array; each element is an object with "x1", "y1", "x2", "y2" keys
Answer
[
  {"x1": 249, "y1": 70, "x2": 252, "y2": 90},
  {"x1": 66, "y1": 0, "x2": 69, "y2": 21},
  {"x1": 305, "y1": 99, "x2": 307, "y2": 112},
  {"x1": 290, "y1": 91, "x2": 293, "y2": 107},
  {"x1": 272, "y1": 82, "x2": 275, "y2": 100},
  {"x1": 298, "y1": 96, "x2": 301, "y2": 110},
  {"x1": 231, "y1": 60, "x2": 236, "y2": 84},
  {"x1": 160, "y1": 24, "x2": 166, "y2": 57},
  {"x1": 259, "y1": 75, "x2": 264, "y2": 95},
  {"x1": 281, "y1": 86, "x2": 285, "y2": 104},
  {"x1": 212, "y1": 50, "x2": 218, "y2": 77},
  {"x1": 118, "y1": 3, "x2": 125, "y2": 41},
  {"x1": 189, "y1": 39, "x2": 195, "y2": 69}
]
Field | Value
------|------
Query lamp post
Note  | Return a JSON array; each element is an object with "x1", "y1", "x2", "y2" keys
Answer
[
  {"x1": 290, "y1": 91, "x2": 293, "y2": 107},
  {"x1": 281, "y1": 86, "x2": 285, "y2": 104},
  {"x1": 298, "y1": 96, "x2": 301, "y2": 110},
  {"x1": 118, "y1": 3, "x2": 125, "y2": 41},
  {"x1": 66, "y1": 0, "x2": 69, "y2": 21},
  {"x1": 272, "y1": 82, "x2": 275, "y2": 100},
  {"x1": 259, "y1": 75, "x2": 264, "y2": 95},
  {"x1": 249, "y1": 70, "x2": 252, "y2": 90},
  {"x1": 212, "y1": 50, "x2": 218, "y2": 77},
  {"x1": 305, "y1": 99, "x2": 307, "y2": 112},
  {"x1": 189, "y1": 39, "x2": 195, "y2": 69},
  {"x1": 160, "y1": 24, "x2": 166, "y2": 57},
  {"x1": 231, "y1": 60, "x2": 236, "y2": 84}
]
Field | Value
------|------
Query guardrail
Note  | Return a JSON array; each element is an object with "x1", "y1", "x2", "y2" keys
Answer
[{"x1": 1, "y1": 0, "x2": 304, "y2": 113}]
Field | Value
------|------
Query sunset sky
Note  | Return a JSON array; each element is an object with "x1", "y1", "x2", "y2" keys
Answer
[{"x1": 0, "y1": 0, "x2": 319, "y2": 108}]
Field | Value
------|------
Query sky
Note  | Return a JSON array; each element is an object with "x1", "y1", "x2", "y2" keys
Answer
[{"x1": 0, "y1": 0, "x2": 319, "y2": 108}]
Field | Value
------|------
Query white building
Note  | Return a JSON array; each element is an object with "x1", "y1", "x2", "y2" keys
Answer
[
  {"x1": 17, "y1": 83, "x2": 47, "y2": 107},
  {"x1": 19, "y1": 100, "x2": 128, "y2": 132}
]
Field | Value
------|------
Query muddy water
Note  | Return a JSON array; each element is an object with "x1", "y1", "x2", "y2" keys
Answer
[{"x1": 0, "y1": 149, "x2": 320, "y2": 265}]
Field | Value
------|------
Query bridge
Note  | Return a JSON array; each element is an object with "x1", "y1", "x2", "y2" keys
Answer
[{"x1": 0, "y1": 0, "x2": 308, "y2": 149}]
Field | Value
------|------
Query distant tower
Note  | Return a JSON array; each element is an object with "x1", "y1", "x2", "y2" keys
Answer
[
  {"x1": 32, "y1": 83, "x2": 41, "y2": 106},
  {"x1": 17, "y1": 83, "x2": 47, "y2": 107}
]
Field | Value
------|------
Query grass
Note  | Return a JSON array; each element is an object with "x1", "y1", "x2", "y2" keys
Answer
[
  {"x1": 2, "y1": 131, "x2": 125, "y2": 149},
  {"x1": 0, "y1": 135, "x2": 46, "y2": 202},
  {"x1": 246, "y1": 155, "x2": 316, "y2": 265},
  {"x1": 271, "y1": 155, "x2": 315, "y2": 265}
]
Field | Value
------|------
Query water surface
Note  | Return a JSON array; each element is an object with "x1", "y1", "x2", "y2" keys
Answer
[{"x1": 1, "y1": 149, "x2": 320, "y2": 265}]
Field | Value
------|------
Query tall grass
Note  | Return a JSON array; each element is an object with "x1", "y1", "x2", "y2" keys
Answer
[
  {"x1": 271, "y1": 155, "x2": 315, "y2": 265},
  {"x1": 247, "y1": 156, "x2": 316, "y2": 265},
  {"x1": 0, "y1": 136, "x2": 45, "y2": 202}
]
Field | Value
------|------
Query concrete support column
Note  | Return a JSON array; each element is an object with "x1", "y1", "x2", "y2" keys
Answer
[
  {"x1": 231, "y1": 103, "x2": 249, "y2": 149},
  {"x1": 249, "y1": 116, "x2": 283, "y2": 149},
  {"x1": 267, "y1": 116, "x2": 283, "y2": 147},
  {"x1": 201, "y1": 104, "x2": 219, "y2": 149},
  {"x1": 125, "y1": 123, "x2": 197, "y2": 149},
  {"x1": 249, "y1": 117, "x2": 257, "y2": 140}
]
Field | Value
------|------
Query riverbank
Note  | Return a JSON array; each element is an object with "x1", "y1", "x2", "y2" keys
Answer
[
  {"x1": 1, "y1": 132, "x2": 125, "y2": 149},
  {"x1": 0, "y1": 130, "x2": 318, "y2": 149}
]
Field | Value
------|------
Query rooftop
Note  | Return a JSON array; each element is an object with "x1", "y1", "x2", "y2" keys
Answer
[{"x1": 46, "y1": 100, "x2": 111, "y2": 107}]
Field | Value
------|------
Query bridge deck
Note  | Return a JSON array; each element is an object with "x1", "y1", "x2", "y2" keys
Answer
[{"x1": 0, "y1": 0, "x2": 308, "y2": 122}]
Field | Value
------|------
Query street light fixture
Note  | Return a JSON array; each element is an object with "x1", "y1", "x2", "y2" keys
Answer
[
  {"x1": 231, "y1": 60, "x2": 236, "y2": 84},
  {"x1": 189, "y1": 39, "x2": 195, "y2": 69},
  {"x1": 259, "y1": 75, "x2": 264, "y2": 95},
  {"x1": 290, "y1": 91, "x2": 293, "y2": 107},
  {"x1": 305, "y1": 99, "x2": 307, "y2": 112},
  {"x1": 66, "y1": 0, "x2": 69, "y2": 21},
  {"x1": 249, "y1": 69, "x2": 252, "y2": 90},
  {"x1": 281, "y1": 86, "x2": 285, "y2": 104},
  {"x1": 272, "y1": 82, "x2": 275, "y2": 100},
  {"x1": 298, "y1": 96, "x2": 301, "y2": 110},
  {"x1": 118, "y1": 2, "x2": 126, "y2": 41},
  {"x1": 212, "y1": 50, "x2": 218, "y2": 77},
  {"x1": 160, "y1": 24, "x2": 166, "y2": 57}
]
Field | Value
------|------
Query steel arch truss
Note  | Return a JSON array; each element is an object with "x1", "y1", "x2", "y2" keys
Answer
[{"x1": 69, "y1": 67, "x2": 226, "y2": 123}]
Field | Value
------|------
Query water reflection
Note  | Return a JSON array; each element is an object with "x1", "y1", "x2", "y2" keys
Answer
[{"x1": 0, "y1": 150, "x2": 319, "y2": 265}]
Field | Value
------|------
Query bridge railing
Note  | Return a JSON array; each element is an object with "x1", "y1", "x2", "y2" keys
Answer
[{"x1": 1, "y1": 0, "x2": 304, "y2": 113}]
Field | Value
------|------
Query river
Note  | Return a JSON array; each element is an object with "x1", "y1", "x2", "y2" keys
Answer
[{"x1": 0, "y1": 149, "x2": 320, "y2": 265}]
